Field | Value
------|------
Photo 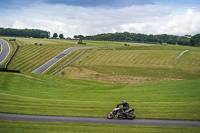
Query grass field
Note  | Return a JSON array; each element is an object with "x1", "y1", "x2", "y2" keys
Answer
[
  {"x1": 44, "y1": 49, "x2": 86, "y2": 75},
  {"x1": 4, "y1": 37, "x2": 77, "y2": 72},
  {"x1": 0, "y1": 120, "x2": 199, "y2": 133},
  {"x1": 0, "y1": 37, "x2": 124, "y2": 72},
  {"x1": 0, "y1": 72, "x2": 199, "y2": 120},
  {"x1": 0, "y1": 37, "x2": 200, "y2": 132},
  {"x1": 56, "y1": 45, "x2": 200, "y2": 83},
  {"x1": 79, "y1": 46, "x2": 200, "y2": 79}
]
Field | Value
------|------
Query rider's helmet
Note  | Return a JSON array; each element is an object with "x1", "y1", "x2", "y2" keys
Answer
[{"x1": 123, "y1": 100, "x2": 127, "y2": 103}]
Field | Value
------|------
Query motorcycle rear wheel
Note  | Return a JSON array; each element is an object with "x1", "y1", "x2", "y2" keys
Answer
[
  {"x1": 107, "y1": 113, "x2": 115, "y2": 119},
  {"x1": 127, "y1": 112, "x2": 136, "y2": 120}
]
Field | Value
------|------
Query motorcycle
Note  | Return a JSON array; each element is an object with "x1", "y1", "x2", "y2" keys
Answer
[{"x1": 107, "y1": 107, "x2": 136, "y2": 120}]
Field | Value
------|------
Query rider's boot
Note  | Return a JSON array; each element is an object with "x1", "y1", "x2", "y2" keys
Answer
[{"x1": 122, "y1": 110, "x2": 127, "y2": 118}]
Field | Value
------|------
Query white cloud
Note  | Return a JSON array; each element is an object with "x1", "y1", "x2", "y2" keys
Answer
[
  {"x1": 1, "y1": 2, "x2": 200, "y2": 37},
  {"x1": 120, "y1": 9, "x2": 200, "y2": 35},
  {"x1": 12, "y1": 20, "x2": 29, "y2": 29}
]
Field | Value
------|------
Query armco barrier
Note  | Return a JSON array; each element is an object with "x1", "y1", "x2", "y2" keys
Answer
[
  {"x1": 0, "y1": 68, "x2": 20, "y2": 73},
  {"x1": 5, "y1": 45, "x2": 19, "y2": 68},
  {"x1": 0, "y1": 40, "x2": 20, "y2": 73}
]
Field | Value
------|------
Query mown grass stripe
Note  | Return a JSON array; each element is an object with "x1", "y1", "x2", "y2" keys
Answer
[
  {"x1": 9, "y1": 46, "x2": 65, "y2": 72},
  {"x1": 46, "y1": 49, "x2": 86, "y2": 74},
  {"x1": 23, "y1": 49, "x2": 63, "y2": 72},
  {"x1": 8, "y1": 47, "x2": 46, "y2": 69}
]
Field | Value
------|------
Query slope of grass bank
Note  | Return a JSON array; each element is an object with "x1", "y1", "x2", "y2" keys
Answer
[
  {"x1": 0, "y1": 37, "x2": 199, "y2": 121},
  {"x1": 0, "y1": 72, "x2": 199, "y2": 120},
  {"x1": 0, "y1": 120, "x2": 199, "y2": 133},
  {"x1": 58, "y1": 45, "x2": 200, "y2": 81},
  {"x1": 44, "y1": 49, "x2": 86, "y2": 75},
  {"x1": 0, "y1": 37, "x2": 123, "y2": 72},
  {"x1": 8, "y1": 45, "x2": 66, "y2": 72}
]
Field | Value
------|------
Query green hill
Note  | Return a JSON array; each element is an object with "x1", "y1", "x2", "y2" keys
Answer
[
  {"x1": 56, "y1": 45, "x2": 200, "y2": 83},
  {"x1": 0, "y1": 72, "x2": 199, "y2": 121},
  {"x1": 0, "y1": 37, "x2": 199, "y2": 122},
  {"x1": 1, "y1": 37, "x2": 123, "y2": 72}
]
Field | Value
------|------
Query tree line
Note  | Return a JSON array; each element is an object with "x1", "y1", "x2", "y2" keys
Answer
[
  {"x1": 0, "y1": 27, "x2": 50, "y2": 38},
  {"x1": 0, "y1": 27, "x2": 199, "y2": 46},
  {"x1": 52, "y1": 33, "x2": 64, "y2": 39},
  {"x1": 74, "y1": 32, "x2": 200, "y2": 46}
]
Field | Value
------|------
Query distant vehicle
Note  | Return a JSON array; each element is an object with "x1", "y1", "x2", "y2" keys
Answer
[
  {"x1": 124, "y1": 44, "x2": 130, "y2": 46},
  {"x1": 107, "y1": 107, "x2": 136, "y2": 120},
  {"x1": 9, "y1": 39, "x2": 16, "y2": 41}
]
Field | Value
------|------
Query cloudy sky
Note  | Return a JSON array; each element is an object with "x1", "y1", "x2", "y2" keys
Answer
[{"x1": 0, "y1": 0, "x2": 200, "y2": 37}]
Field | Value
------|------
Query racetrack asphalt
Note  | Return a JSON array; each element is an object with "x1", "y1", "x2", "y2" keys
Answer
[
  {"x1": 32, "y1": 46, "x2": 93, "y2": 74},
  {"x1": 0, "y1": 114, "x2": 200, "y2": 127},
  {"x1": 32, "y1": 46, "x2": 116, "y2": 74},
  {"x1": 0, "y1": 39, "x2": 10, "y2": 64}
]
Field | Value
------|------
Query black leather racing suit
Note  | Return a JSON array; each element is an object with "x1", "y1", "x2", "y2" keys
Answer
[{"x1": 117, "y1": 102, "x2": 130, "y2": 114}]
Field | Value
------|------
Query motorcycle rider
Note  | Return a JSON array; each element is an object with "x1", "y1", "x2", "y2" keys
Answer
[{"x1": 116, "y1": 100, "x2": 130, "y2": 116}]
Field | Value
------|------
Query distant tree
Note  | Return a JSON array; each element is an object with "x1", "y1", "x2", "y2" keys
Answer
[
  {"x1": 167, "y1": 40, "x2": 175, "y2": 44},
  {"x1": 77, "y1": 35, "x2": 85, "y2": 40},
  {"x1": 184, "y1": 35, "x2": 192, "y2": 38},
  {"x1": 190, "y1": 34, "x2": 200, "y2": 46},
  {"x1": 59, "y1": 34, "x2": 64, "y2": 39},
  {"x1": 183, "y1": 41, "x2": 190, "y2": 46},
  {"x1": 46, "y1": 32, "x2": 50, "y2": 38},
  {"x1": 177, "y1": 41, "x2": 184, "y2": 45},
  {"x1": 0, "y1": 27, "x2": 50, "y2": 38},
  {"x1": 53, "y1": 33, "x2": 58, "y2": 38},
  {"x1": 74, "y1": 35, "x2": 78, "y2": 39},
  {"x1": 40, "y1": 33, "x2": 47, "y2": 38}
]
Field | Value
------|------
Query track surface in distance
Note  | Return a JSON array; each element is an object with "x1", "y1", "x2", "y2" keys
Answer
[
  {"x1": 32, "y1": 47, "x2": 92, "y2": 74},
  {"x1": 0, "y1": 39, "x2": 10, "y2": 64},
  {"x1": 0, "y1": 114, "x2": 200, "y2": 127}
]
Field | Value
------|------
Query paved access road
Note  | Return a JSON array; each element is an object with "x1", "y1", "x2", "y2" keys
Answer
[
  {"x1": 32, "y1": 47, "x2": 93, "y2": 74},
  {"x1": 0, "y1": 39, "x2": 10, "y2": 64},
  {"x1": 0, "y1": 114, "x2": 199, "y2": 127}
]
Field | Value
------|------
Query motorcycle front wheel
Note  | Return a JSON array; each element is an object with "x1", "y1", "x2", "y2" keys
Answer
[
  {"x1": 107, "y1": 112, "x2": 115, "y2": 119},
  {"x1": 127, "y1": 112, "x2": 136, "y2": 120}
]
